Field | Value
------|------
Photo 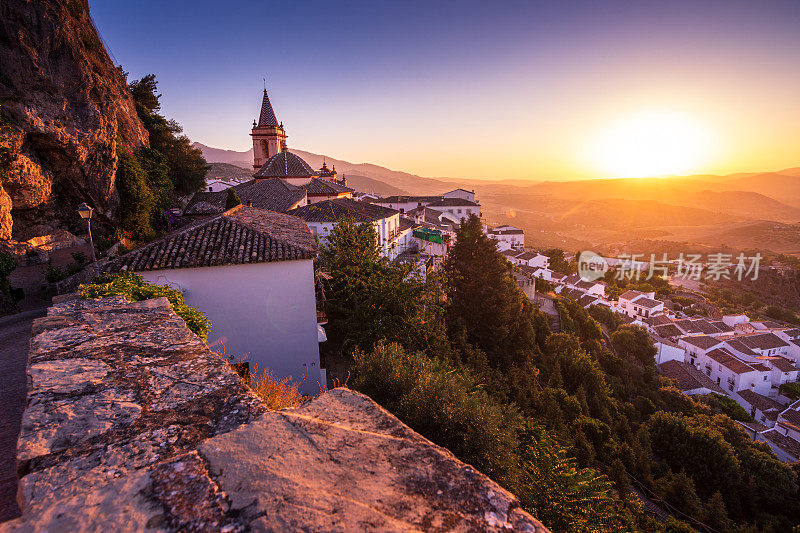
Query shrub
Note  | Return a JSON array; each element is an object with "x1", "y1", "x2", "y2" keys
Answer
[
  {"x1": 225, "y1": 187, "x2": 241, "y2": 209},
  {"x1": 779, "y1": 382, "x2": 800, "y2": 401},
  {"x1": 0, "y1": 252, "x2": 17, "y2": 292},
  {"x1": 249, "y1": 366, "x2": 304, "y2": 410},
  {"x1": 80, "y1": 271, "x2": 210, "y2": 340},
  {"x1": 351, "y1": 342, "x2": 524, "y2": 485}
]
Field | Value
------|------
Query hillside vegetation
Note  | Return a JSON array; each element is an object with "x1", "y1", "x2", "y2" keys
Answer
[{"x1": 321, "y1": 214, "x2": 800, "y2": 532}]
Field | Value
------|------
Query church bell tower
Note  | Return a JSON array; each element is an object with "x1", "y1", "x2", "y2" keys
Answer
[{"x1": 251, "y1": 89, "x2": 287, "y2": 171}]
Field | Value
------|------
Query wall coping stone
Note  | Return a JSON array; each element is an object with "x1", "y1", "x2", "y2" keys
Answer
[{"x1": 1, "y1": 296, "x2": 547, "y2": 532}]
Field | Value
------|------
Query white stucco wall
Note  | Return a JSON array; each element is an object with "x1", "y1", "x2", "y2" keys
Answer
[
  {"x1": 654, "y1": 342, "x2": 685, "y2": 364},
  {"x1": 138, "y1": 259, "x2": 321, "y2": 394}
]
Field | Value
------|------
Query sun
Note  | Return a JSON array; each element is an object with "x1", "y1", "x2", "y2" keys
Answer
[{"x1": 587, "y1": 111, "x2": 716, "y2": 178}]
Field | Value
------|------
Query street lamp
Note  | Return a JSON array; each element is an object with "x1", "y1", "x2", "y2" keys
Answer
[{"x1": 77, "y1": 203, "x2": 98, "y2": 275}]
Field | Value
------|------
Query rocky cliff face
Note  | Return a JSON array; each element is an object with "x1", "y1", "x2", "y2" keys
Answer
[{"x1": 0, "y1": 0, "x2": 148, "y2": 241}]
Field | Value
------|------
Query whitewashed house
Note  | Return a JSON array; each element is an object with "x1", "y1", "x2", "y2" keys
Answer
[
  {"x1": 205, "y1": 179, "x2": 237, "y2": 192},
  {"x1": 738, "y1": 389, "x2": 784, "y2": 427},
  {"x1": 653, "y1": 336, "x2": 685, "y2": 364},
  {"x1": 109, "y1": 205, "x2": 323, "y2": 394},
  {"x1": 289, "y1": 197, "x2": 405, "y2": 259},
  {"x1": 757, "y1": 402, "x2": 800, "y2": 462},
  {"x1": 514, "y1": 251, "x2": 550, "y2": 269},
  {"x1": 678, "y1": 335, "x2": 723, "y2": 366},
  {"x1": 443, "y1": 188, "x2": 476, "y2": 202},
  {"x1": 488, "y1": 225, "x2": 524, "y2": 251},
  {"x1": 617, "y1": 290, "x2": 665, "y2": 318}
]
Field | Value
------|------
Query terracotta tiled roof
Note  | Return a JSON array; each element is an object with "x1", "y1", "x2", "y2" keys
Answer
[
  {"x1": 706, "y1": 347, "x2": 754, "y2": 374},
  {"x1": 368, "y1": 195, "x2": 442, "y2": 205},
  {"x1": 779, "y1": 409, "x2": 800, "y2": 432},
  {"x1": 644, "y1": 315, "x2": 673, "y2": 327},
  {"x1": 709, "y1": 320, "x2": 734, "y2": 332},
  {"x1": 489, "y1": 226, "x2": 523, "y2": 235},
  {"x1": 399, "y1": 217, "x2": 419, "y2": 232},
  {"x1": 619, "y1": 290, "x2": 644, "y2": 301},
  {"x1": 254, "y1": 150, "x2": 316, "y2": 178},
  {"x1": 725, "y1": 338, "x2": 758, "y2": 356},
  {"x1": 674, "y1": 319, "x2": 722, "y2": 335},
  {"x1": 108, "y1": 206, "x2": 317, "y2": 272},
  {"x1": 783, "y1": 328, "x2": 800, "y2": 339},
  {"x1": 635, "y1": 297, "x2": 663, "y2": 309},
  {"x1": 289, "y1": 198, "x2": 398, "y2": 223},
  {"x1": 302, "y1": 178, "x2": 354, "y2": 196},
  {"x1": 736, "y1": 333, "x2": 790, "y2": 351},
  {"x1": 681, "y1": 335, "x2": 723, "y2": 350},
  {"x1": 737, "y1": 420, "x2": 769, "y2": 434},
  {"x1": 738, "y1": 390, "x2": 784, "y2": 419},
  {"x1": 185, "y1": 179, "x2": 307, "y2": 215},
  {"x1": 515, "y1": 251, "x2": 543, "y2": 261},
  {"x1": 425, "y1": 197, "x2": 480, "y2": 207},
  {"x1": 767, "y1": 356, "x2": 797, "y2": 372},
  {"x1": 761, "y1": 429, "x2": 800, "y2": 459},
  {"x1": 658, "y1": 360, "x2": 725, "y2": 394},
  {"x1": 654, "y1": 324, "x2": 683, "y2": 339}
]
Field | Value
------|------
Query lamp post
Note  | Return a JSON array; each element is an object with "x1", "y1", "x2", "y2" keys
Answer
[{"x1": 77, "y1": 203, "x2": 98, "y2": 275}]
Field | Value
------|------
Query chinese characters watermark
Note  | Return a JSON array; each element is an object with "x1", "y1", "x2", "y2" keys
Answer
[{"x1": 578, "y1": 251, "x2": 762, "y2": 282}]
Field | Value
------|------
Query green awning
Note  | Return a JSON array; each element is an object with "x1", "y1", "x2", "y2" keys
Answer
[{"x1": 413, "y1": 228, "x2": 443, "y2": 244}]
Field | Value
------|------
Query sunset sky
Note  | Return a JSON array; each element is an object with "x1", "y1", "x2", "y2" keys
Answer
[{"x1": 89, "y1": 0, "x2": 800, "y2": 181}]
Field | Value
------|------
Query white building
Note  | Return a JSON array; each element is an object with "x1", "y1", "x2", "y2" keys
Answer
[
  {"x1": 513, "y1": 251, "x2": 550, "y2": 269},
  {"x1": 617, "y1": 289, "x2": 665, "y2": 318},
  {"x1": 488, "y1": 225, "x2": 524, "y2": 251},
  {"x1": 109, "y1": 205, "x2": 323, "y2": 394},
  {"x1": 289, "y1": 197, "x2": 407, "y2": 259},
  {"x1": 205, "y1": 179, "x2": 237, "y2": 192},
  {"x1": 654, "y1": 336, "x2": 685, "y2": 364},
  {"x1": 443, "y1": 188, "x2": 476, "y2": 203},
  {"x1": 369, "y1": 190, "x2": 481, "y2": 220}
]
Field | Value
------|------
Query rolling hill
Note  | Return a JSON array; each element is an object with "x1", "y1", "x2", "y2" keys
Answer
[{"x1": 193, "y1": 141, "x2": 800, "y2": 253}]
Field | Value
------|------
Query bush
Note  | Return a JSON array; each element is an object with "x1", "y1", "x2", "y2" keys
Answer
[
  {"x1": 80, "y1": 271, "x2": 210, "y2": 340},
  {"x1": 45, "y1": 261, "x2": 85, "y2": 283},
  {"x1": 0, "y1": 252, "x2": 17, "y2": 292},
  {"x1": 780, "y1": 382, "x2": 800, "y2": 401},
  {"x1": 248, "y1": 366, "x2": 304, "y2": 410},
  {"x1": 351, "y1": 342, "x2": 524, "y2": 485},
  {"x1": 697, "y1": 393, "x2": 754, "y2": 422}
]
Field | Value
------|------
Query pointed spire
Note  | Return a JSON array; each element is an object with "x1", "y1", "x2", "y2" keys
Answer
[{"x1": 257, "y1": 89, "x2": 278, "y2": 127}]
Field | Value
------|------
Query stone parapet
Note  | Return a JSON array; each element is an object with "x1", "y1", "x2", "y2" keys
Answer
[{"x1": 2, "y1": 295, "x2": 547, "y2": 532}]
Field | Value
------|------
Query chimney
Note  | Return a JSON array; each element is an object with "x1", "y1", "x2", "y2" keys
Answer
[{"x1": 246, "y1": 199, "x2": 252, "y2": 207}]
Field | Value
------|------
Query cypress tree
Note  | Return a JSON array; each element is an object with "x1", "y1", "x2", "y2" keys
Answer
[{"x1": 225, "y1": 187, "x2": 241, "y2": 209}]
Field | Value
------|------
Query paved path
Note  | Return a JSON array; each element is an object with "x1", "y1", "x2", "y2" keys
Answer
[{"x1": 0, "y1": 312, "x2": 43, "y2": 522}]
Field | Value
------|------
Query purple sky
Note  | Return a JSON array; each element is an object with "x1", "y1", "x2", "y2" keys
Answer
[{"x1": 89, "y1": 0, "x2": 800, "y2": 180}]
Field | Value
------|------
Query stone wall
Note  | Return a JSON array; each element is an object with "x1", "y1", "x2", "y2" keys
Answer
[{"x1": 2, "y1": 295, "x2": 548, "y2": 532}]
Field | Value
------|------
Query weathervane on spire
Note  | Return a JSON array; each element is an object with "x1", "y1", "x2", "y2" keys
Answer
[{"x1": 263, "y1": 77, "x2": 266, "y2": 90}]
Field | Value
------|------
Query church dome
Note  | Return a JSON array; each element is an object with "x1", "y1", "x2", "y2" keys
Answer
[{"x1": 254, "y1": 149, "x2": 316, "y2": 179}]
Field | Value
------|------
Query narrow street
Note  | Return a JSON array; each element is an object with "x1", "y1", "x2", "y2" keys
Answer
[{"x1": 0, "y1": 312, "x2": 43, "y2": 522}]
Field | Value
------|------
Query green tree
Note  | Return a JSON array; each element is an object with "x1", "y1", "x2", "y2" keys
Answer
[
  {"x1": 611, "y1": 325, "x2": 657, "y2": 367},
  {"x1": 444, "y1": 214, "x2": 542, "y2": 369},
  {"x1": 225, "y1": 187, "x2": 241, "y2": 209},
  {"x1": 543, "y1": 248, "x2": 573, "y2": 274},
  {"x1": 703, "y1": 490, "x2": 730, "y2": 533},
  {"x1": 654, "y1": 470, "x2": 703, "y2": 519},
  {"x1": 129, "y1": 74, "x2": 208, "y2": 194},
  {"x1": 517, "y1": 427, "x2": 626, "y2": 532},
  {"x1": 321, "y1": 218, "x2": 447, "y2": 357},
  {"x1": 116, "y1": 148, "x2": 156, "y2": 239}
]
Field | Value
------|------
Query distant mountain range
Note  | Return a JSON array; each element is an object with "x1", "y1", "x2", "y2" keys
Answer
[{"x1": 193, "y1": 142, "x2": 800, "y2": 254}]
